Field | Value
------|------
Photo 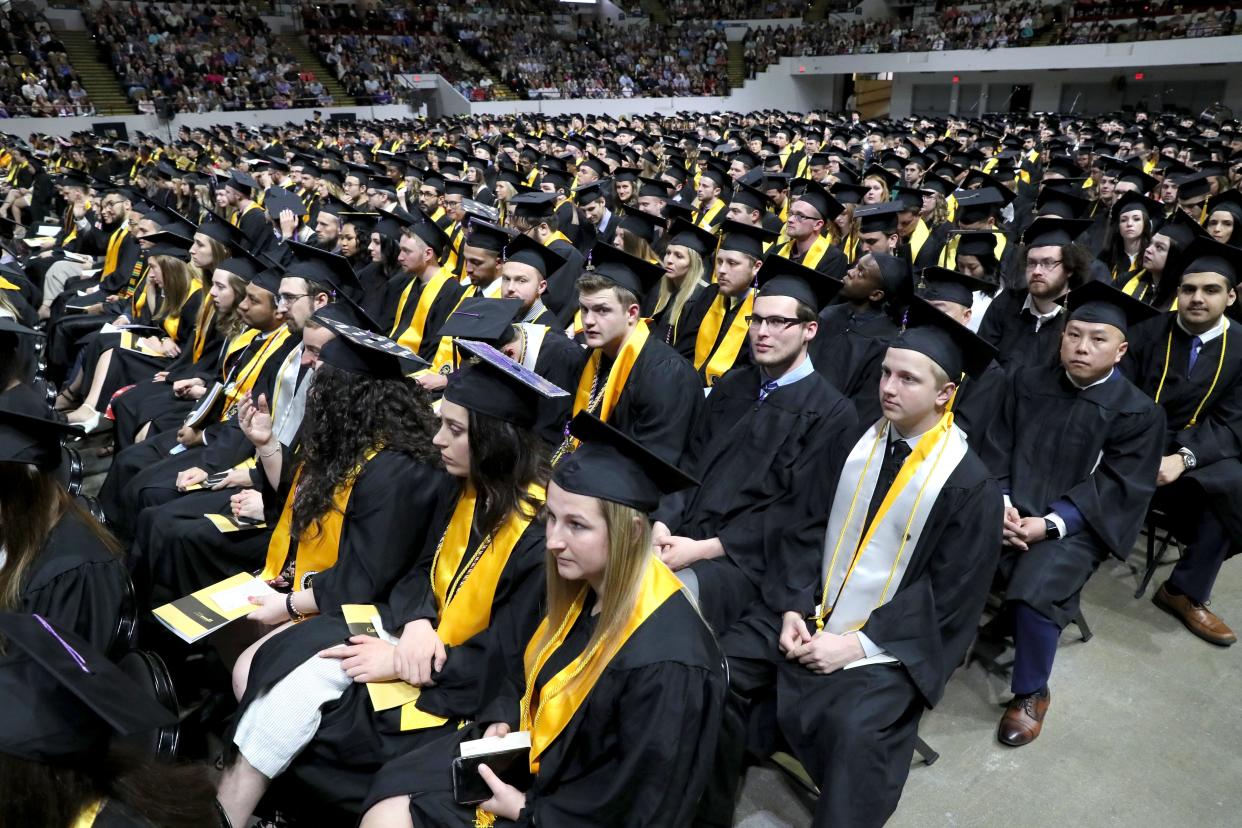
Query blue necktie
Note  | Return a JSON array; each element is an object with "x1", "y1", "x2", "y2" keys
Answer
[
  {"x1": 758, "y1": 379, "x2": 779, "y2": 403},
  {"x1": 1188, "y1": 336, "x2": 1203, "y2": 374}
]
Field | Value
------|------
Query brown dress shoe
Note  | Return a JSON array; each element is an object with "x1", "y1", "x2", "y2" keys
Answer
[
  {"x1": 1153, "y1": 582, "x2": 1237, "y2": 646},
  {"x1": 997, "y1": 688, "x2": 1050, "y2": 747}
]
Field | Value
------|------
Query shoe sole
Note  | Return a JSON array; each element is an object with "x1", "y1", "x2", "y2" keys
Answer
[{"x1": 1152, "y1": 593, "x2": 1237, "y2": 647}]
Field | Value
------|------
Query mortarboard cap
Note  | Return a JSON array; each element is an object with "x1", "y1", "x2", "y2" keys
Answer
[
  {"x1": 463, "y1": 219, "x2": 513, "y2": 254},
  {"x1": 444, "y1": 338, "x2": 569, "y2": 430},
  {"x1": 717, "y1": 219, "x2": 776, "y2": 260},
  {"x1": 855, "y1": 201, "x2": 902, "y2": 234},
  {"x1": 664, "y1": 218, "x2": 716, "y2": 258},
  {"x1": 225, "y1": 170, "x2": 258, "y2": 196},
  {"x1": 282, "y1": 241, "x2": 362, "y2": 298},
  {"x1": 586, "y1": 241, "x2": 665, "y2": 299},
  {"x1": 1179, "y1": 236, "x2": 1242, "y2": 286},
  {"x1": 0, "y1": 405, "x2": 77, "y2": 468},
  {"x1": 316, "y1": 318, "x2": 428, "y2": 378},
  {"x1": 194, "y1": 214, "x2": 249, "y2": 249},
  {"x1": 574, "y1": 180, "x2": 609, "y2": 204},
  {"x1": 756, "y1": 253, "x2": 841, "y2": 311},
  {"x1": 437, "y1": 297, "x2": 524, "y2": 344},
  {"x1": 503, "y1": 232, "x2": 566, "y2": 277},
  {"x1": 508, "y1": 191, "x2": 559, "y2": 221},
  {"x1": 890, "y1": 296, "x2": 997, "y2": 380},
  {"x1": 1022, "y1": 217, "x2": 1094, "y2": 248},
  {"x1": 794, "y1": 179, "x2": 844, "y2": 221},
  {"x1": 917, "y1": 266, "x2": 995, "y2": 307},
  {"x1": 1066, "y1": 279, "x2": 1159, "y2": 335},
  {"x1": 616, "y1": 206, "x2": 664, "y2": 244}
]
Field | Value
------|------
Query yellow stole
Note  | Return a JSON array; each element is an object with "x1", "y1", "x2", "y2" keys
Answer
[
  {"x1": 1121, "y1": 270, "x2": 1177, "y2": 310},
  {"x1": 161, "y1": 283, "x2": 201, "y2": 341},
  {"x1": 395, "y1": 481, "x2": 547, "y2": 730},
  {"x1": 0, "y1": 276, "x2": 19, "y2": 291},
  {"x1": 261, "y1": 449, "x2": 381, "y2": 589},
  {"x1": 693, "y1": 290, "x2": 754, "y2": 387},
  {"x1": 777, "y1": 233, "x2": 832, "y2": 270},
  {"x1": 543, "y1": 230, "x2": 570, "y2": 249},
  {"x1": 693, "y1": 199, "x2": 724, "y2": 230},
  {"x1": 519, "y1": 558, "x2": 683, "y2": 772},
  {"x1": 230, "y1": 202, "x2": 261, "y2": 227},
  {"x1": 221, "y1": 328, "x2": 289, "y2": 419},
  {"x1": 556, "y1": 323, "x2": 650, "y2": 461},
  {"x1": 907, "y1": 218, "x2": 930, "y2": 263},
  {"x1": 391, "y1": 267, "x2": 455, "y2": 353},
  {"x1": 425, "y1": 280, "x2": 503, "y2": 374},
  {"x1": 62, "y1": 201, "x2": 90, "y2": 246},
  {"x1": 102, "y1": 225, "x2": 128, "y2": 276},
  {"x1": 938, "y1": 229, "x2": 1006, "y2": 270},
  {"x1": 71, "y1": 800, "x2": 105, "y2": 828}
]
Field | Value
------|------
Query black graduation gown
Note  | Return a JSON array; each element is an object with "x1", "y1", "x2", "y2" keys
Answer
[
  {"x1": 654, "y1": 365, "x2": 857, "y2": 632},
  {"x1": 683, "y1": 285, "x2": 755, "y2": 385},
  {"x1": 388, "y1": 272, "x2": 466, "y2": 362},
  {"x1": 365, "y1": 591, "x2": 725, "y2": 828},
  {"x1": 808, "y1": 302, "x2": 896, "y2": 423},
  {"x1": 977, "y1": 287, "x2": 1066, "y2": 374},
  {"x1": 952, "y1": 358, "x2": 1008, "y2": 443},
  {"x1": 236, "y1": 492, "x2": 543, "y2": 814},
  {"x1": 528, "y1": 331, "x2": 583, "y2": 448},
  {"x1": 900, "y1": 223, "x2": 944, "y2": 271},
  {"x1": 1123, "y1": 313, "x2": 1242, "y2": 553},
  {"x1": 543, "y1": 239, "x2": 584, "y2": 328},
  {"x1": 980, "y1": 366, "x2": 1165, "y2": 625},
  {"x1": 21, "y1": 509, "x2": 129, "y2": 656},
  {"x1": 236, "y1": 204, "x2": 275, "y2": 257},
  {"x1": 644, "y1": 281, "x2": 709, "y2": 361}
]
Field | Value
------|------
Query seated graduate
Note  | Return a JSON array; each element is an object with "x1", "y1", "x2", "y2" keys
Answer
[
  {"x1": 718, "y1": 299, "x2": 1002, "y2": 828},
  {"x1": 387, "y1": 215, "x2": 466, "y2": 362},
  {"x1": 0, "y1": 613, "x2": 220, "y2": 828},
  {"x1": 499, "y1": 232, "x2": 566, "y2": 327},
  {"x1": 808, "y1": 250, "x2": 908, "y2": 423},
  {"x1": 1122, "y1": 209, "x2": 1206, "y2": 310},
  {"x1": 945, "y1": 229, "x2": 1005, "y2": 331},
  {"x1": 915, "y1": 266, "x2": 1008, "y2": 439},
  {"x1": 1123, "y1": 238, "x2": 1242, "y2": 646},
  {"x1": 359, "y1": 412, "x2": 724, "y2": 828},
  {"x1": 645, "y1": 217, "x2": 712, "y2": 359},
  {"x1": 978, "y1": 217, "x2": 1096, "y2": 374},
  {"x1": 0, "y1": 314, "x2": 48, "y2": 416},
  {"x1": 770, "y1": 179, "x2": 849, "y2": 278},
  {"x1": 651, "y1": 255, "x2": 858, "y2": 633},
  {"x1": 0, "y1": 407, "x2": 129, "y2": 654},
  {"x1": 217, "y1": 341, "x2": 558, "y2": 824},
  {"x1": 689, "y1": 221, "x2": 778, "y2": 387},
  {"x1": 551, "y1": 241, "x2": 702, "y2": 465},
  {"x1": 504, "y1": 191, "x2": 586, "y2": 328},
  {"x1": 980, "y1": 281, "x2": 1165, "y2": 747}
]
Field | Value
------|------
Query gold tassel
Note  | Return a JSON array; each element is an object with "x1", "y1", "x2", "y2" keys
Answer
[{"x1": 474, "y1": 807, "x2": 497, "y2": 828}]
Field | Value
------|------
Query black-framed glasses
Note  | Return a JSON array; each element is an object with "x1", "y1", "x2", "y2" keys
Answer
[
  {"x1": 746, "y1": 314, "x2": 803, "y2": 331},
  {"x1": 1025, "y1": 258, "x2": 1063, "y2": 271},
  {"x1": 276, "y1": 292, "x2": 309, "y2": 306}
]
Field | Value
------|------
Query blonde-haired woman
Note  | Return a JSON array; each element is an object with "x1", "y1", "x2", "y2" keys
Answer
[
  {"x1": 360, "y1": 412, "x2": 724, "y2": 828},
  {"x1": 64, "y1": 252, "x2": 204, "y2": 430},
  {"x1": 648, "y1": 219, "x2": 714, "y2": 357}
]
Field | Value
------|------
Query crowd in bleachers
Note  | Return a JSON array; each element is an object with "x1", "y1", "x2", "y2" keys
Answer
[
  {"x1": 0, "y1": 7, "x2": 93, "y2": 118},
  {"x1": 87, "y1": 1, "x2": 335, "y2": 113},
  {"x1": 663, "y1": 0, "x2": 811, "y2": 21}
]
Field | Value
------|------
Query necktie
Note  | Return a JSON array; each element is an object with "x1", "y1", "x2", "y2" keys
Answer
[
  {"x1": 758, "y1": 379, "x2": 779, "y2": 403},
  {"x1": 863, "y1": 439, "x2": 913, "y2": 533},
  {"x1": 1188, "y1": 336, "x2": 1203, "y2": 374}
]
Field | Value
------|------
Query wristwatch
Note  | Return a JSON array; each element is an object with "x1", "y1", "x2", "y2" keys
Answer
[
  {"x1": 1177, "y1": 447, "x2": 1197, "y2": 470},
  {"x1": 1043, "y1": 518, "x2": 1061, "y2": 540}
]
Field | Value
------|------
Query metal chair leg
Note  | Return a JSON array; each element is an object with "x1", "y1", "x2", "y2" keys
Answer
[{"x1": 914, "y1": 736, "x2": 939, "y2": 766}]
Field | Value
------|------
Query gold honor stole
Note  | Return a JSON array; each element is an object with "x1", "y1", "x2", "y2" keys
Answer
[
  {"x1": 0, "y1": 275, "x2": 19, "y2": 292},
  {"x1": 390, "y1": 482, "x2": 548, "y2": 730},
  {"x1": 191, "y1": 304, "x2": 226, "y2": 363},
  {"x1": 391, "y1": 268, "x2": 455, "y2": 353},
  {"x1": 938, "y1": 229, "x2": 1006, "y2": 270},
  {"x1": 221, "y1": 327, "x2": 292, "y2": 420},
  {"x1": 694, "y1": 290, "x2": 753, "y2": 387},
  {"x1": 908, "y1": 218, "x2": 930, "y2": 263},
  {"x1": 261, "y1": 448, "x2": 382, "y2": 589},
  {"x1": 565, "y1": 322, "x2": 650, "y2": 451},
  {"x1": 1121, "y1": 269, "x2": 1177, "y2": 309},
  {"x1": 693, "y1": 200, "x2": 724, "y2": 230},
  {"x1": 72, "y1": 800, "x2": 105, "y2": 827},
  {"x1": 230, "y1": 202, "x2": 261, "y2": 227},
  {"x1": 442, "y1": 223, "x2": 464, "y2": 274},
  {"x1": 777, "y1": 233, "x2": 832, "y2": 270},
  {"x1": 102, "y1": 225, "x2": 129, "y2": 278},
  {"x1": 161, "y1": 282, "x2": 202, "y2": 342},
  {"x1": 424, "y1": 280, "x2": 504, "y2": 375},
  {"x1": 519, "y1": 557, "x2": 683, "y2": 772},
  {"x1": 62, "y1": 201, "x2": 90, "y2": 246},
  {"x1": 814, "y1": 414, "x2": 969, "y2": 633}
]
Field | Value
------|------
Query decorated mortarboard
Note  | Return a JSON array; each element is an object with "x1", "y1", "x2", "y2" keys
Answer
[
  {"x1": 0, "y1": 405, "x2": 79, "y2": 468},
  {"x1": 553, "y1": 412, "x2": 697, "y2": 512},
  {"x1": 445, "y1": 338, "x2": 568, "y2": 429},
  {"x1": 316, "y1": 318, "x2": 428, "y2": 378},
  {"x1": 464, "y1": 219, "x2": 513, "y2": 254},
  {"x1": 0, "y1": 612, "x2": 177, "y2": 763},
  {"x1": 587, "y1": 241, "x2": 665, "y2": 298},
  {"x1": 1022, "y1": 217, "x2": 1094, "y2": 248},
  {"x1": 855, "y1": 201, "x2": 903, "y2": 234},
  {"x1": 574, "y1": 179, "x2": 609, "y2": 204},
  {"x1": 916, "y1": 266, "x2": 995, "y2": 307},
  {"x1": 664, "y1": 218, "x2": 716, "y2": 257},
  {"x1": 718, "y1": 219, "x2": 776, "y2": 260},
  {"x1": 794, "y1": 179, "x2": 844, "y2": 222},
  {"x1": 756, "y1": 252, "x2": 841, "y2": 311},
  {"x1": 1066, "y1": 279, "x2": 1160, "y2": 334},
  {"x1": 438, "y1": 297, "x2": 525, "y2": 344},
  {"x1": 616, "y1": 206, "x2": 664, "y2": 244},
  {"x1": 1178, "y1": 236, "x2": 1242, "y2": 286},
  {"x1": 891, "y1": 296, "x2": 997, "y2": 381}
]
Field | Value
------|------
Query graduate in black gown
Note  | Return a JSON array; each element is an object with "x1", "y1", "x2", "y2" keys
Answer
[
  {"x1": 386, "y1": 218, "x2": 465, "y2": 362},
  {"x1": 358, "y1": 413, "x2": 724, "y2": 828},
  {"x1": 217, "y1": 341, "x2": 560, "y2": 825},
  {"x1": 646, "y1": 217, "x2": 713, "y2": 360},
  {"x1": 1123, "y1": 239, "x2": 1242, "y2": 646},
  {"x1": 0, "y1": 613, "x2": 220, "y2": 828},
  {"x1": 551, "y1": 241, "x2": 703, "y2": 466},
  {"x1": 0, "y1": 407, "x2": 129, "y2": 655},
  {"x1": 717, "y1": 300, "x2": 1002, "y2": 828},
  {"x1": 981, "y1": 281, "x2": 1165, "y2": 746},
  {"x1": 652, "y1": 255, "x2": 857, "y2": 633},
  {"x1": 505, "y1": 191, "x2": 586, "y2": 328}
]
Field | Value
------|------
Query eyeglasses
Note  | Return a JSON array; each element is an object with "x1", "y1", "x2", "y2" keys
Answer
[
  {"x1": 276, "y1": 292, "x2": 309, "y2": 306},
  {"x1": 746, "y1": 314, "x2": 803, "y2": 331},
  {"x1": 787, "y1": 211, "x2": 820, "y2": 222},
  {"x1": 1025, "y1": 258, "x2": 1063, "y2": 271}
]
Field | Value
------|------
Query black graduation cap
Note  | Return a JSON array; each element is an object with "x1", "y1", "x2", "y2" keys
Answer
[
  {"x1": 637, "y1": 176, "x2": 671, "y2": 199},
  {"x1": 699, "y1": 161, "x2": 730, "y2": 189},
  {"x1": 0, "y1": 317, "x2": 42, "y2": 341},
  {"x1": 662, "y1": 202, "x2": 694, "y2": 224},
  {"x1": 540, "y1": 167, "x2": 573, "y2": 191},
  {"x1": 508, "y1": 191, "x2": 559, "y2": 221},
  {"x1": 921, "y1": 175, "x2": 955, "y2": 198},
  {"x1": 795, "y1": 179, "x2": 844, "y2": 221},
  {"x1": 616, "y1": 206, "x2": 663, "y2": 244},
  {"x1": 225, "y1": 170, "x2": 258, "y2": 197},
  {"x1": 216, "y1": 246, "x2": 268, "y2": 282},
  {"x1": 730, "y1": 181, "x2": 772, "y2": 213},
  {"x1": 587, "y1": 241, "x2": 665, "y2": 299},
  {"x1": 1156, "y1": 207, "x2": 1209, "y2": 250},
  {"x1": 871, "y1": 252, "x2": 913, "y2": 302},
  {"x1": 139, "y1": 229, "x2": 194, "y2": 254},
  {"x1": 1175, "y1": 172, "x2": 1214, "y2": 202},
  {"x1": 503, "y1": 232, "x2": 566, "y2": 277},
  {"x1": 579, "y1": 157, "x2": 609, "y2": 179},
  {"x1": 464, "y1": 219, "x2": 512, "y2": 253},
  {"x1": 409, "y1": 214, "x2": 451, "y2": 257},
  {"x1": 917, "y1": 266, "x2": 995, "y2": 307},
  {"x1": 1036, "y1": 186, "x2": 1091, "y2": 219},
  {"x1": 263, "y1": 187, "x2": 305, "y2": 222},
  {"x1": 954, "y1": 230, "x2": 1001, "y2": 266},
  {"x1": 1207, "y1": 189, "x2": 1242, "y2": 221},
  {"x1": 0, "y1": 612, "x2": 177, "y2": 763},
  {"x1": 316, "y1": 317, "x2": 428, "y2": 378},
  {"x1": 855, "y1": 202, "x2": 902, "y2": 234},
  {"x1": 890, "y1": 187, "x2": 924, "y2": 213},
  {"x1": 54, "y1": 169, "x2": 92, "y2": 189},
  {"x1": 1179, "y1": 237, "x2": 1242, "y2": 287},
  {"x1": 194, "y1": 214, "x2": 250, "y2": 249},
  {"x1": 1066, "y1": 279, "x2": 1160, "y2": 334},
  {"x1": 444, "y1": 179, "x2": 473, "y2": 199},
  {"x1": 249, "y1": 266, "x2": 285, "y2": 295},
  {"x1": 1115, "y1": 166, "x2": 1159, "y2": 194},
  {"x1": 756, "y1": 253, "x2": 841, "y2": 311},
  {"x1": 343, "y1": 161, "x2": 372, "y2": 185},
  {"x1": 718, "y1": 219, "x2": 776, "y2": 260},
  {"x1": 553, "y1": 412, "x2": 697, "y2": 512},
  {"x1": 283, "y1": 241, "x2": 362, "y2": 298},
  {"x1": 1022, "y1": 217, "x2": 1094, "y2": 248},
  {"x1": 664, "y1": 218, "x2": 716, "y2": 257},
  {"x1": 437, "y1": 297, "x2": 524, "y2": 344},
  {"x1": 862, "y1": 164, "x2": 898, "y2": 188},
  {"x1": 0, "y1": 405, "x2": 78, "y2": 469},
  {"x1": 310, "y1": 301, "x2": 375, "y2": 332},
  {"x1": 444, "y1": 338, "x2": 569, "y2": 430},
  {"x1": 891, "y1": 296, "x2": 996, "y2": 381},
  {"x1": 1110, "y1": 191, "x2": 1163, "y2": 222},
  {"x1": 829, "y1": 183, "x2": 869, "y2": 205},
  {"x1": 373, "y1": 208, "x2": 418, "y2": 241},
  {"x1": 574, "y1": 179, "x2": 609, "y2": 204}
]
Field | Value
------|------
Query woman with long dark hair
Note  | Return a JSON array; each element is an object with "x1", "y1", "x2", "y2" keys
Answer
[
  {"x1": 359, "y1": 413, "x2": 724, "y2": 828},
  {"x1": 0, "y1": 408, "x2": 128, "y2": 653},
  {"x1": 361, "y1": 216, "x2": 405, "y2": 321},
  {"x1": 217, "y1": 341, "x2": 555, "y2": 825},
  {"x1": 1100, "y1": 192, "x2": 1158, "y2": 284},
  {"x1": 1205, "y1": 190, "x2": 1242, "y2": 247},
  {"x1": 1131, "y1": 211, "x2": 1206, "y2": 310}
]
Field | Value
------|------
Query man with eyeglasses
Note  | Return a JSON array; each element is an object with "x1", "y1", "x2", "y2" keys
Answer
[
  {"x1": 39, "y1": 188, "x2": 139, "y2": 322},
  {"x1": 771, "y1": 180, "x2": 848, "y2": 279},
  {"x1": 439, "y1": 180, "x2": 471, "y2": 278},
  {"x1": 979, "y1": 217, "x2": 1095, "y2": 374}
]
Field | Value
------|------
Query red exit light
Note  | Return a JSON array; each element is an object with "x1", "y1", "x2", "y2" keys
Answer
[
  {"x1": 952, "y1": 75, "x2": 960, "y2": 84},
  {"x1": 1134, "y1": 72, "x2": 1145, "y2": 80}
]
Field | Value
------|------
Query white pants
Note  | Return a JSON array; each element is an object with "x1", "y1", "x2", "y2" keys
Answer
[{"x1": 42, "y1": 259, "x2": 84, "y2": 309}]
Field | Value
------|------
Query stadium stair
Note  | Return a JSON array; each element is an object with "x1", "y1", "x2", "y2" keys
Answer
[
  {"x1": 727, "y1": 40, "x2": 746, "y2": 90},
  {"x1": 640, "y1": 0, "x2": 671, "y2": 26},
  {"x1": 488, "y1": 82, "x2": 521, "y2": 102},
  {"x1": 278, "y1": 33, "x2": 354, "y2": 106},
  {"x1": 57, "y1": 30, "x2": 133, "y2": 115}
]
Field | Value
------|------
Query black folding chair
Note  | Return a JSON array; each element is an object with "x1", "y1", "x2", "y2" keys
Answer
[
  {"x1": 115, "y1": 649, "x2": 181, "y2": 761},
  {"x1": 1135, "y1": 507, "x2": 1182, "y2": 599}
]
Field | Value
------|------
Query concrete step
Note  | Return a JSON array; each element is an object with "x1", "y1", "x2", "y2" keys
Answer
[
  {"x1": 58, "y1": 30, "x2": 133, "y2": 114},
  {"x1": 277, "y1": 33, "x2": 353, "y2": 106}
]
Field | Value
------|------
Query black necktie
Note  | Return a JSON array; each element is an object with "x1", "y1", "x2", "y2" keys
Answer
[{"x1": 863, "y1": 439, "x2": 912, "y2": 533}]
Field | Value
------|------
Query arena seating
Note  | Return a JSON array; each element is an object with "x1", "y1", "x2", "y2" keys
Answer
[{"x1": 0, "y1": 7, "x2": 92, "y2": 118}]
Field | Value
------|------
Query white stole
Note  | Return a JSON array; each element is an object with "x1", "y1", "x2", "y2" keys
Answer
[
  {"x1": 515, "y1": 322, "x2": 549, "y2": 372},
  {"x1": 270, "y1": 344, "x2": 309, "y2": 447},
  {"x1": 817, "y1": 416, "x2": 969, "y2": 636}
]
